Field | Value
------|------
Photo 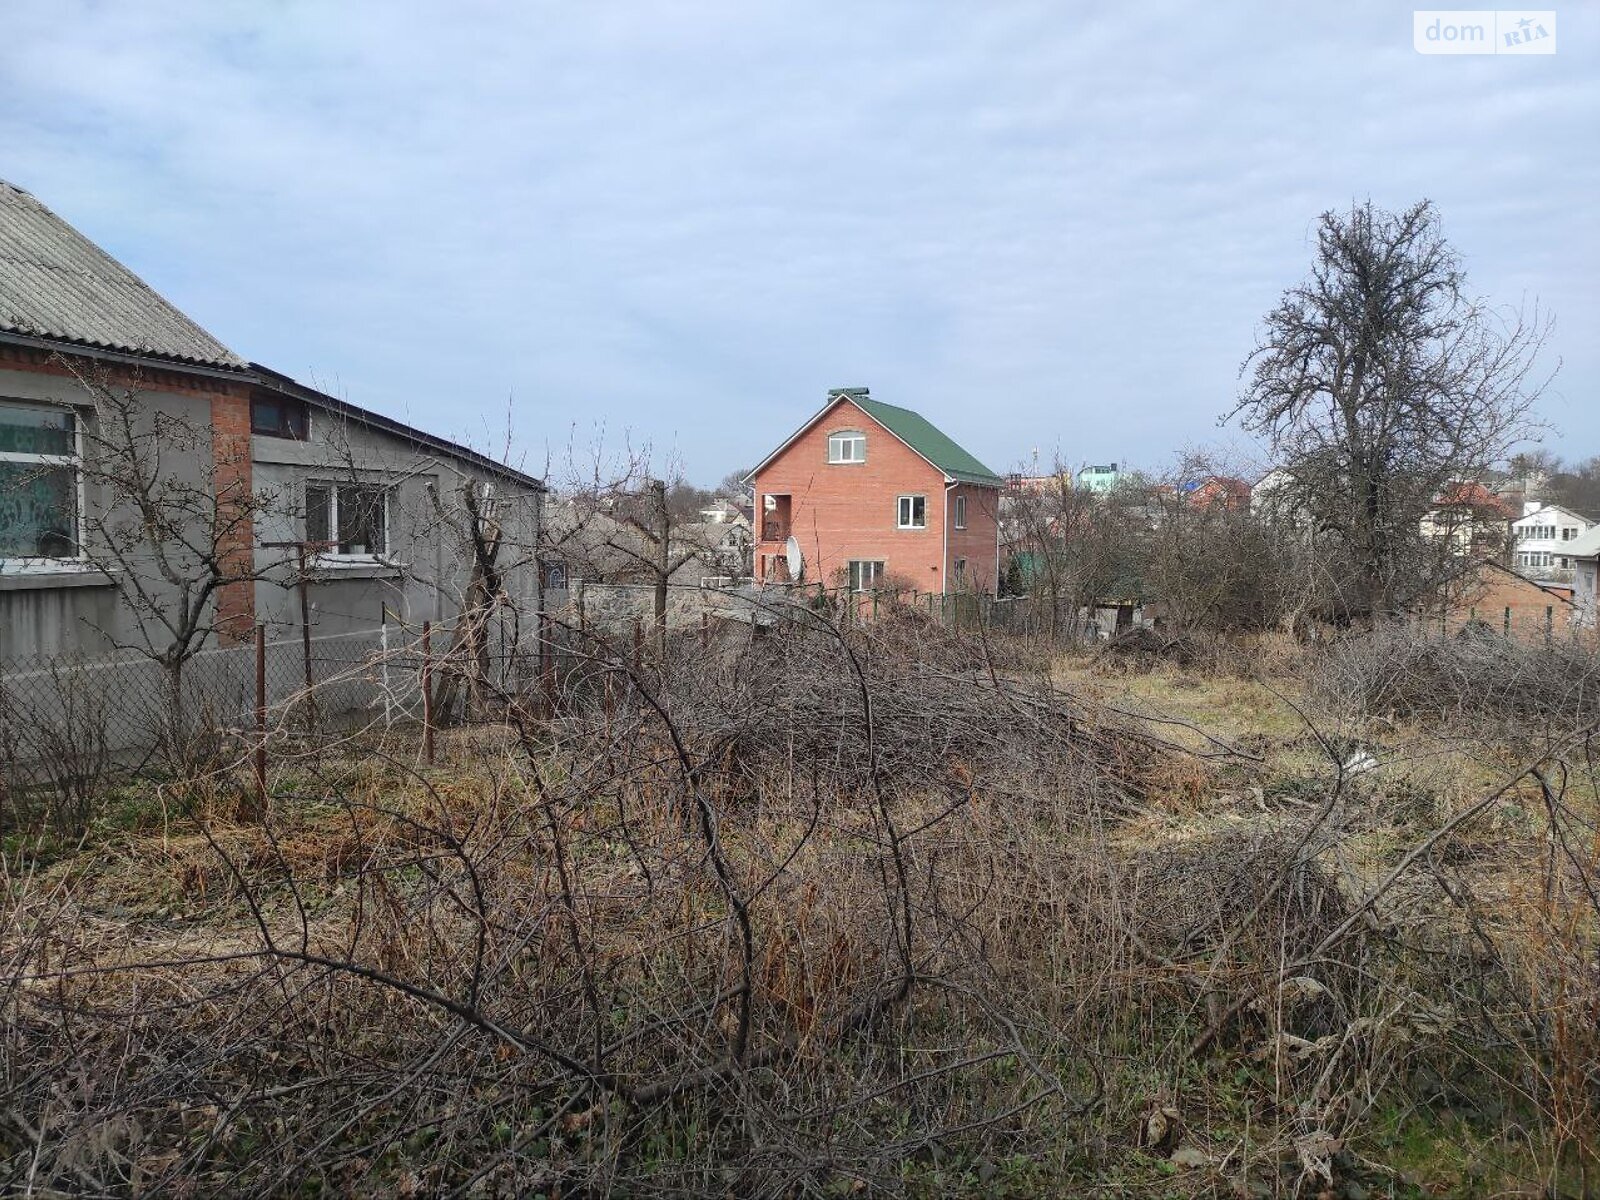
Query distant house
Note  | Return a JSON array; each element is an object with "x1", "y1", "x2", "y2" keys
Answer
[
  {"x1": 540, "y1": 503, "x2": 752, "y2": 589},
  {"x1": 1421, "y1": 481, "x2": 1515, "y2": 559},
  {"x1": 1078, "y1": 463, "x2": 1121, "y2": 493},
  {"x1": 1565, "y1": 525, "x2": 1600, "y2": 628},
  {"x1": 746, "y1": 387, "x2": 1003, "y2": 593},
  {"x1": 1511, "y1": 502, "x2": 1592, "y2": 581},
  {"x1": 1421, "y1": 557, "x2": 1577, "y2": 642},
  {"x1": 1250, "y1": 467, "x2": 1309, "y2": 524},
  {"x1": 697, "y1": 497, "x2": 747, "y2": 525},
  {"x1": 673, "y1": 520, "x2": 753, "y2": 581},
  {"x1": 1006, "y1": 471, "x2": 1074, "y2": 496},
  {"x1": 1179, "y1": 475, "x2": 1251, "y2": 512},
  {"x1": 0, "y1": 179, "x2": 543, "y2": 659}
]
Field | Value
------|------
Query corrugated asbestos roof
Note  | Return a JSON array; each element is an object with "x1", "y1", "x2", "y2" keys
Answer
[
  {"x1": 847, "y1": 394, "x2": 1002, "y2": 485},
  {"x1": 0, "y1": 180, "x2": 245, "y2": 369}
]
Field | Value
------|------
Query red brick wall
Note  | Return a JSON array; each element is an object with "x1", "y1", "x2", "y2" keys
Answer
[
  {"x1": 750, "y1": 398, "x2": 999, "y2": 593},
  {"x1": 1427, "y1": 563, "x2": 1574, "y2": 642},
  {"x1": 946, "y1": 482, "x2": 1001, "y2": 592},
  {"x1": 209, "y1": 388, "x2": 255, "y2": 644}
]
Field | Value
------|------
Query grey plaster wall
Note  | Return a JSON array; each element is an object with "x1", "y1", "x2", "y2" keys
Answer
[
  {"x1": 250, "y1": 407, "x2": 542, "y2": 647},
  {"x1": 1, "y1": 366, "x2": 542, "y2": 662},
  {"x1": 0, "y1": 365, "x2": 214, "y2": 658}
]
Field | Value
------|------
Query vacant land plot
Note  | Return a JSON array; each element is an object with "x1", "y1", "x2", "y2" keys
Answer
[{"x1": 3, "y1": 613, "x2": 1597, "y2": 1197}]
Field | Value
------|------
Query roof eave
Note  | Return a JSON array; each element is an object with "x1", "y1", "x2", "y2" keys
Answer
[
  {"x1": 947, "y1": 470, "x2": 1004, "y2": 488},
  {"x1": 248, "y1": 364, "x2": 547, "y2": 492},
  {"x1": 0, "y1": 328, "x2": 249, "y2": 379},
  {"x1": 743, "y1": 393, "x2": 856, "y2": 482}
]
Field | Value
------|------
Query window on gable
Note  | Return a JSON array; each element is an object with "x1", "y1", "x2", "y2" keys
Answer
[
  {"x1": 897, "y1": 494, "x2": 927, "y2": 529},
  {"x1": 0, "y1": 401, "x2": 80, "y2": 560},
  {"x1": 827, "y1": 430, "x2": 866, "y2": 464},
  {"x1": 954, "y1": 494, "x2": 967, "y2": 529},
  {"x1": 251, "y1": 394, "x2": 309, "y2": 439},
  {"x1": 306, "y1": 481, "x2": 388, "y2": 556}
]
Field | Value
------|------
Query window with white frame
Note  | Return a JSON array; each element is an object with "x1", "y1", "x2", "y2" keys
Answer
[
  {"x1": 1521, "y1": 524, "x2": 1556, "y2": 541},
  {"x1": 953, "y1": 494, "x2": 967, "y2": 529},
  {"x1": 954, "y1": 556, "x2": 967, "y2": 581},
  {"x1": 848, "y1": 559, "x2": 885, "y2": 592},
  {"x1": 1562, "y1": 527, "x2": 1579, "y2": 540},
  {"x1": 827, "y1": 430, "x2": 866, "y2": 464},
  {"x1": 897, "y1": 494, "x2": 927, "y2": 529},
  {"x1": 305, "y1": 481, "x2": 388, "y2": 556},
  {"x1": 0, "y1": 401, "x2": 80, "y2": 560}
]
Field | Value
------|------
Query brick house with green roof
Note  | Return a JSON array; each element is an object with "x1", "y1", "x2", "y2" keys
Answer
[{"x1": 746, "y1": 387, "x2": 1002, "y2": 594}]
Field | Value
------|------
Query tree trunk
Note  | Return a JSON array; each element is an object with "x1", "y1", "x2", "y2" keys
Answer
[{"x1": 651, "y1": 478, "x2": 669, "y2": 659}]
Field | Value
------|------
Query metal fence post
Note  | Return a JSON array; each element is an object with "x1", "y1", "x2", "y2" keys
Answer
[
  {"x1": 253, "y1": 623, "x2": 267, "y2": 815},
  {"x1": 298, "y1": 547, "x2": 314, "y2": 697},
  {"x1": 421, "y1": 620, "x2": 435, "y2": 765}
]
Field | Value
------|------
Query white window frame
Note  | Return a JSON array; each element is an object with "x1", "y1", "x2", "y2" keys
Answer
[
  {"x1": 827, "y1": 430, "x2": 867, "y2": 464},
  {"x1": 848, "y1": 559, "x2": 885, "y2": 592},
  {"x1": 0, "y1": 400, "x2": 87, "y2": 569},
  {"x1": 305, "y1": 480, "x2": 392, "y2": 561},
  {"x1": 953, "y1": 494, "x2": 967, "y2": 529},
  {"x1": 897, "y1": 494, "x2": 927, "y2": 529}
]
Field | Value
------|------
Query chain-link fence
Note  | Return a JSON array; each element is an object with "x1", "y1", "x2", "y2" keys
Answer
[
  {"x1": 0, "y1": 629, "x2": 391, "y2": 771},
  {"x1": 1, "y1": 584, "x2": 1096, "y2": 839}
]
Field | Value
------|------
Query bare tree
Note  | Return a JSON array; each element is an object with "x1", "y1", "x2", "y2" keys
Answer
[
  {"x1": 718, "y1": 467, "x2": 754, "y2": 503},
  {"x1": 53, "y1": 356, "x2": 286, "y2": 759},
  {"x1": 1537, "y1": 453, "x2": 1600, "y2": 517},
  {"x1": 424, "y1": 473, "x2": 534, "y2": 719},
  {"x1": 1231, "y1": 200, "x2": 1550, "y2": 623},
  {"x1": 544, "y1": 438, "x2": 723, "y2": 655},
  {"x1": 1003, "y1": 459, "x2": 1147, "y2": 639}
]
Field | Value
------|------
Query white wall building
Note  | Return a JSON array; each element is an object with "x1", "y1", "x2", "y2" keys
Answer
[
  {"x1": 1565, "y1": 525, "x2": 1600, "y2": 627},
  {"x1": 1512, "y1": 503, "x2": 1593, "y2": 578}
]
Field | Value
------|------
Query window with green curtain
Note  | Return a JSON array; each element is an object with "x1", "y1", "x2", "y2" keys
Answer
[{"x1": 0, "y1": 403, "x2": 78, "y2": 559}]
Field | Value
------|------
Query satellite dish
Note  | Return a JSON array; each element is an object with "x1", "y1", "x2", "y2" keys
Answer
[{"x1": 784, "y1": 535, "x2": 804, "y2": 581}]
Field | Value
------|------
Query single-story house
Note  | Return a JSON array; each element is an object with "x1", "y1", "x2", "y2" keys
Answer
[{"x1": 0, "y1": 178, "x2": 544, "y2": 662}]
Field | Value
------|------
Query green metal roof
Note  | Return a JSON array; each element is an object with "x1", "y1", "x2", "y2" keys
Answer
[{"x1": 845, "y1": 394, "x2": 1002, "y2": 486}]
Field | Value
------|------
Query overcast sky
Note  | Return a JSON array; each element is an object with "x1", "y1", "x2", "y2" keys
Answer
[{"x1": 3, "y1": 2, "x2": 1594, "y2": 483}]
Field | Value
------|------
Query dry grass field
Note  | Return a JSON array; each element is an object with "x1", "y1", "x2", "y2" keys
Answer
[{"x1": 3, "y1": 614, "x2": 1597, "y2": 1197}]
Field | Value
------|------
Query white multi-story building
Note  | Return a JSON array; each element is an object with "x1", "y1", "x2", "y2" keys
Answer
[{"x1": 1512, "y1": 503, "x2": 1593, "y2": 579}]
